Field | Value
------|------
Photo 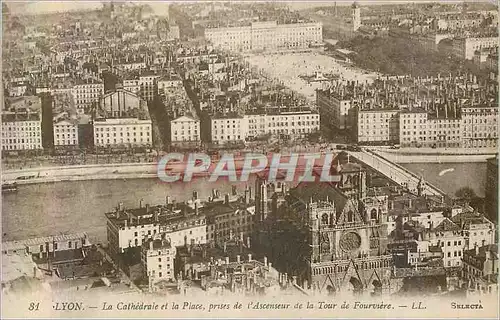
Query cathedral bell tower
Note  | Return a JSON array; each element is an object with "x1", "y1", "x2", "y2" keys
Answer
[
  {"x1": 352, "y1": 1, "x2": 361, "y2": 31},
  {"x1": 255, "y1": 177, "x2": 268, "y2": 222}
]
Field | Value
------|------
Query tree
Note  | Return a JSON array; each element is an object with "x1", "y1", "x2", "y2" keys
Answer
[{"x1": 455, "y1": 187, "x2": 477, "y2": 200}]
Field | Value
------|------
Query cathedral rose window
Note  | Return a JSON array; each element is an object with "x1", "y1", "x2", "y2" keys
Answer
[{"x1": 340, "y1": 232, "x2": 361, "y2": 252}]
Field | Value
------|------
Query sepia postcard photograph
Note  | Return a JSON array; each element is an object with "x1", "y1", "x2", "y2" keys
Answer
[{"x1": 0, "y1": 0, "x2": 499, "y2": 319}]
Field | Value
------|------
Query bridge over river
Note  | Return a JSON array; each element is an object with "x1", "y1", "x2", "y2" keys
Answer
[{"x1": 348, "y1": 149, "x2": 447, "y2": 197}]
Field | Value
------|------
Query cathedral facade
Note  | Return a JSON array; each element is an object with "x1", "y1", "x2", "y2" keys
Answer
[{"x1": 254, "y1": 162, "x2": 398, "y2": 296}]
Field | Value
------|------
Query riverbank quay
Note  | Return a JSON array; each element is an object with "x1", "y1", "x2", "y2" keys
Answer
[
  {"x1": 370, "y1": 146, "x2": 498, "y2": 156},
  {"x1": 1, "y1": 163, "x2": 159, "y2": 185},
  {"x1": 370, "y1": 148, "x2": 497, "y2": 163}
]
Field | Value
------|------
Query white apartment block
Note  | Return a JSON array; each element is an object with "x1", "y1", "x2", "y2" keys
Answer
[
  {"x1": 400, "y1": 109, "x2": 462, "y2": 148},
  {"x1": 211, "y1": 110, "x2": 320, "y2": 143},
  {"x1": 205, "y1": 21, "x2": 323, "y2": 52},
  {"x1": 1, "y1": 112, "x2": 42, "y2": 151},
  {"x1": 425, "y1": 117, "x2": 462, "y2": 148},
  {"x1": 246, "y1": 114, "x2": 267, "y2": 138},
  {"x1": 105, "y1": 206, "x2": 207, "y2": 258},
  {"x1": 112, "y1": 218, "x2": 206, "y2": 254},
  {"x1": 72, "y1": 81, "x2": 104, "y2": 111},
  {"x1": 422, "y1": 218, "x2": 466, "y2": 268},
  {"x1": 399, "y1": 109, "x2": 428, "y2": 146},
  {"x1": 54, "y1": 119, "x2": 79, "y2": 146},
  {"x1": 211, "y1": 115, "x2": 248, "y2": 143},
  {"x1": 170, "y1": 115, "x2": 200, "y2": 143},
  {"x1": 356, "y1": 109, "x2": 400, "y2": 143},
  {"x1": 461, "y1": 105, "x2": 498, "y2": 148},
  {"x1": 93, "y1": 118, "x2": 152, "y2": 147},
  {"x1": 455, "y1": 37, "x2": 499, "y2": 60},
  {"x1": 261, "y1": 111, "x2": 320, "y2": 137},
  {"x1": 142, "y1": 239, "x2": 176, "y2": 291}
]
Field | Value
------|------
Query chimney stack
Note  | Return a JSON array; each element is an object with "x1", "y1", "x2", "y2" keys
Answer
[
  {"x1": 225, "y1": 193, "x2": 230, "y2": 204},
  {"x1": 237, "y1": 255, "x2": 241, "y2": 263},
  {"x1": 140, "y1": 198, "x2": 144, "y2": 208},
  {"x1": 264, "y1": 256, "x2": 268, "y2": 266},
  {"x1": 248, "y1": 253, "x2": 252, "y2": 261},
  {"x1": 225, "y1": 256, "x2": 229, "y2": 264}
]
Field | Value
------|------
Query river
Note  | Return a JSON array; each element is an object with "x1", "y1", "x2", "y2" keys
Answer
[
  {"x1": 2, "y1": 162, "x2": 487, "y2": 244},
  {"x1": 400, "y1": 162, "x2": 487, "y2": 198},
  {"x1": 2, "y1": 177, "x2": 255, "y2": 243}
]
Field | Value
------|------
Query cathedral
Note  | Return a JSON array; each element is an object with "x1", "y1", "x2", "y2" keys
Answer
[{"x1": 254, "y1": 159, "x2": 397, "y2": 296}]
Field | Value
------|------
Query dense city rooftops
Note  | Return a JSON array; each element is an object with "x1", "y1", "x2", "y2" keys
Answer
[
  {"x1": 2, "y1": 232, "x2": 89, "y2": 252},
  {"x1": 105, "y1": 203, "x2": 206, "y2": 229},
  {"x1": 432, "y1": 217, "x2": 461, "y2": 232},
  {"x1": 463, "y1": 244, "x2": 498, "y2": 261},
  {"x1": 2, "y1": 112, "x2": 40, "y2": 122},
  {"x1": 144, "y1": 238, "x2": 173, "y2": 251},
  {"x1": 451, "y1": 210, "x2": 494, "y2": 227}
]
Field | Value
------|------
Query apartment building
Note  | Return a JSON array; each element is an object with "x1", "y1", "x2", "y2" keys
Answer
[
  {"x1": 211, "y1": 113, "x2": 248, "y2": 143},
  {"x1": 142, "y1": 238, "x2": 176, "y2": 292},
  {"x1": 422, "y1": 217, "x2": 466, "y2": 268},
  {"x1": 316, "y1": 89, "x2": 353, "y2": 130},
  {"x1": 105, "y1": 202, "x2": 207, "y2": 258},
  {"x1": 2, "y1": 233, "x2": 90, "y2": 259},
  {"x1": 356, "y1": 108, "x2": 400, "y2": 143},
  {"x1": 157, "y1": 74, "x2": 183, "y2": 96},
  {"x1": 461, "y1": 104, "x2": 498, "y2": 149},
  {"x1": 53, "y1": 119, "x2": 79, "y2": 147},
  {"x1": 170, "y1": 115, "x2": 200, "y2": 144},
  {"x1": 204, "y1": 21, "x2": 323, "y2": 52},
  {"x1": 453, "y1": 36, "x2": 499, "y2": 60},
  {"x1": 1, "y1": 112, "x2": 42, "y2": 151},
  {"x1": 398, "y1": 109, "x2": 429, "y2": 147},
  {"x1": 71, "y1": 80, "x2": 104, "y2": 111},
  {"x1": 262, "y1": 110, "x2": 320, "y2": 137},
  {"x1": 425, "y1": 116, "x2": 462, "y2": 148},
  {"x1": 462, "y1": 244, "x2": 498, "y2": 295},
  {"x1": 93, "y1": 118, "x2": 152, "y2": 147},
  {"x1": 123, "y1": 78, "x2": 140, "y2": 95},
  {"x1": 204, "y1": 188, "x2": 255, "y2": 246}
]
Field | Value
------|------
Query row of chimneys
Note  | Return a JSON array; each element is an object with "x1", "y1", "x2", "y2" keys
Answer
[
  {"x1": 119, "y1": 186, "x2": 256, "y2": 226},
  {"x1": 210, "y1": 253, "x2": 257, "y2": 265}
]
